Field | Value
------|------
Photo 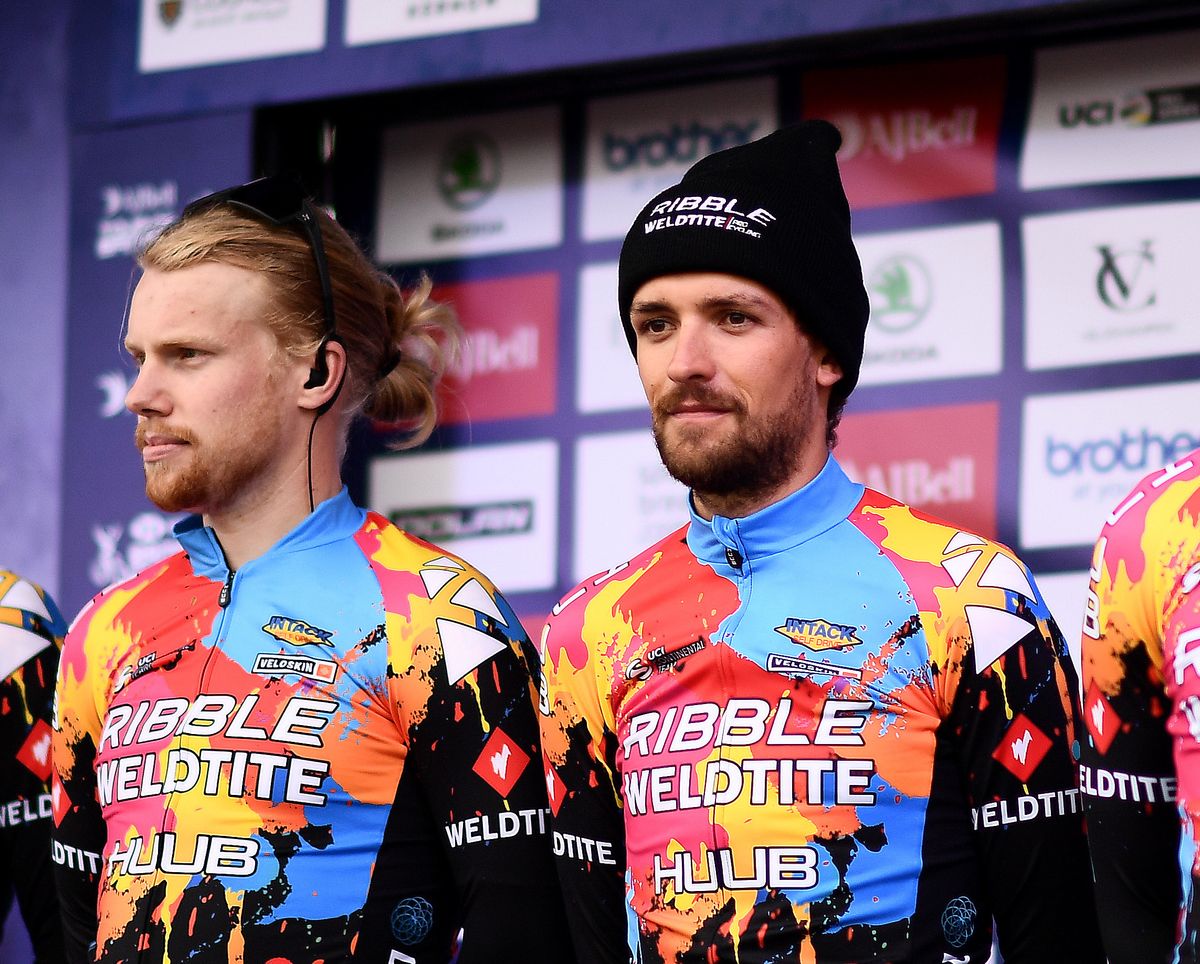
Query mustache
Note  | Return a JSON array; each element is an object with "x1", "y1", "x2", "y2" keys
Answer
[
  {"x1": 135, "y1": 422, "x2": 198, "y2": 450},
  {"x1": 653, "y1": 384, "x2": 744, "y2": 419}
]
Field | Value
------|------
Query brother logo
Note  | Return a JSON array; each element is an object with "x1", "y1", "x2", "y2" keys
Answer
[
  {"x1": 1045, "y1": 429, "x2": 1199, "y2": 476},
  {"x1": 602, "y1": 121, "x2": 759, "y2": 172}
]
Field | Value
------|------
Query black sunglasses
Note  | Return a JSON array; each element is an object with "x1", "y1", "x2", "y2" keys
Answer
[{"x1": 182, "y1": 176, "x2": 337, "y2": 375}]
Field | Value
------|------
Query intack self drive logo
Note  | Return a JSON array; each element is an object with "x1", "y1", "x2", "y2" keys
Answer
[
  {"x1": 1095, "y1": 240, "x2": 1156, "y2": 312},
  {"x1": 867, "y1": 254, "x2": 933, "y2": 333},
  {"x1": 437, "y1": 132, "x2": 502, "y2": 210}
]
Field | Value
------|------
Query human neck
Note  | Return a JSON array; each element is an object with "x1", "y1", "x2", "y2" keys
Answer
[
  {"x1": 204, "y1": 454, "x2": 342, "y2": 571},
  {"x1": 691, "y1": 450, "x2": 829, "y2": 522}
]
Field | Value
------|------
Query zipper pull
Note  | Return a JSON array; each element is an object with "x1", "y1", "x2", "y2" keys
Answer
[
  {"x1": 725, "y1": 546, "x2": 743, "y2": 570},
  {"x1": 219, "y1": 570, "x2": 235, "y2": 608}
]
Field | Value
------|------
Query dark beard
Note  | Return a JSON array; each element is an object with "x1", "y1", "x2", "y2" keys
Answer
[{"x1": 650, "y1": 378, "x2": 816, "y2": 507}]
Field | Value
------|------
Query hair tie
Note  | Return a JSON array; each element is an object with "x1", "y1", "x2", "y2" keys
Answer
[{"x1": 378, "y1": 348, "x2": 403, "y2": 380}]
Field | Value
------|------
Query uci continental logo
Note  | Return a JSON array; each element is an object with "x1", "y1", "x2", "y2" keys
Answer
[
  {"x1": 774, "y1": 617, "x2": 862, "y2": 652},
  {"x1": 262, "y1": 615, "x2": 333, "y2": 647}
]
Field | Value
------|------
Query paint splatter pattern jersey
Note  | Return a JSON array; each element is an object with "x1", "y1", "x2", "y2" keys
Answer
[
  {"x1": 540, "y1": 457, "x2": 1100, "y2": 964},
  {"x1": 1, "y1": 569, "x2": 67, "y2": 962},
  {"x1": 52, "y1": 489, "x2": 569, "y2": 964},
  {"x1": 1079, "y1": 449, "x2": 1200, "y2": 963}
]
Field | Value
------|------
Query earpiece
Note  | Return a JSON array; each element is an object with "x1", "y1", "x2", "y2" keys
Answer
[{"x1": 305, "y1": 335, "x2": 332, "y2": 390}]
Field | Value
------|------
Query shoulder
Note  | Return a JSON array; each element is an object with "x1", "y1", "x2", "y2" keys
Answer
[
  {"x1": 65, "y1": 549, "x2": 191, "y2": 647},
  {"x1": 0, "y1": 569, "x2": 67, "y2": 680},
  {"x1": 1097, "y1": 451, "x2": 1200, "y2": 554}
]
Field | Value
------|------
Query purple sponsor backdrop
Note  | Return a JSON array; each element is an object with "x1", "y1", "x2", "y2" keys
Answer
[{"x1": 57, "y1": 114, "x2": 253, "y2": 616}]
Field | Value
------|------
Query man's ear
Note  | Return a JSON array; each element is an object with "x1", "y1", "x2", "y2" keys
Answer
[
  {"x1": 298, "y1": 336, "x2": 348, "y2": 412},
  {"x1": 816, "y1": 350, "x2": 843, "y2": 390}
]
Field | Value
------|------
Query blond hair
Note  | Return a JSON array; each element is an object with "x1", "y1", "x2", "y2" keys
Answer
[{"x1": 139, "y1": 203, "x2": 459, "y2": 448}]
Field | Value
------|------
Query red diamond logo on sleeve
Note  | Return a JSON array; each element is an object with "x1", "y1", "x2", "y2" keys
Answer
[
  {"x1": 1084, "y1": 682, "x2": 1121, "y2": 756},
  {"x1": 51, "y1": 772, "x2": 70, "y2": 826},
  {"x1": 993, "y1": 713, "x2": 1053, "y2": 783},
  {"x1": 472, "y1": 727, "x2": 530, "y2": 798},
  {"x1": 17, "y1": 720, "x2": 53, "y2": 783},
  {"x1": 545, "y1": 763, "x2": 568, "y2": 817}
]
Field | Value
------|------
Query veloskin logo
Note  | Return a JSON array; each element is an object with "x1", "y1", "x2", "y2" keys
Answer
[
  {"x1": 774, "y1": 617, "x2": 862, "y2": 652},
  {"x1": 867, "y1": 254, "x2": 933, "y2": 333},
  {"x1": 602, "y1": 121, "x2": 759, "y2": 172},
  {"x1": 252, "y1": 653, "x2": 338, "y2": 684},
  {"x1": 390, "y1": 500, "x2": 534, "y2": 542},
  {"x1": 1057, "y1": 85, "x2": 1200, "y2": 129},
  {"x1": 438, "y1": 132, "x2": 502, "y2": 211},
  {"x1": 262, "y1": 615, "x2": 333, "y2": 647},
  {"x1": 1095, "y1": 241, "x2": 1156, "y2": 312},
  {"x1": 1044, "y1": 429, "x2": 1200, "y2": 476}
]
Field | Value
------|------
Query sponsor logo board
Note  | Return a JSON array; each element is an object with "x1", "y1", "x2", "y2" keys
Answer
[
  {"x1": 1019, "y1": 381, "x2": 1200, "y2": 549},
  {"x1": 89, "y1": 510, "x2": 183, "y2": 590},
  {"x1": 572, "y1": 431, "x2": 688, "y2": 582},
  {"x1": 1021, "y1": 30, "x2": 1200, "y2": 189},
  {"x1": 857, "y1": 222, "x2": 1002, "y2": 385},
  {"x1": 1023, "y1": 200, "x2": 1200, "y2": 369},
  {"x1": 370, "y1": 439, "x2": 558, "y2": 593},
  {"x1": 581, "y1": 77, "x2": 777, "y2": 242},
  {"x1": 94, "y1": 181, "x2": 177, "y2": 261},
  {"x1": 345, "y1": 0, "x2": 537, "y2": 46},
  {"x1": 429, "y1": 273, "x2": 558, "y2": 424},
  {"x1": 575, "y1": 262, "x2": 647, "y2": 414},
  {"x1": 838, "y1": 402, "x2": 999, "y2": 538},
  {"x1": 376, "y1": 107, "x2": 562, "y2": 262},
  {"x1": 138, "y1": 0, "x2": 326, "y2": 73},
  {"x1": 802, "y1": 55, "x2": 1005, "y2": 207}
]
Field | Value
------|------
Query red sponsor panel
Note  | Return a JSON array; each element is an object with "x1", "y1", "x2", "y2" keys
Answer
[
  {"x1": 993, "y1": 713, "x2": 1053, "y2": 782},
  {"x1": 435, "y1": 272, "x2": 559, "y2": 425},
  {"x1": 545, "y1": 763, "x2": 568, "y2": 817},
  {"x1": 837, "y1": 401, "x2": 998, "y2": 538},
  {"x1": 472, "y1": 726, "x2": 531, "y2": 797},
  {"x1": 802, "y1": 56, "x2": 1005, "y2": 208}
]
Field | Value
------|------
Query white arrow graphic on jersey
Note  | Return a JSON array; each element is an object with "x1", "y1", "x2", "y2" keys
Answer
[
  {"x1": 451, "y1": 578, "x2": 507, "y2": 626},
  {"x1": 0, "y1": 578, "x2": 53, "y2": 621},
  {"x1": 941, "y1": 531, "x2": 986, "y2": 586},
  {"x1": 978, "y1": 553, "x2": 1035, "y2": 600},
  {"x1": 966, "y1": 605, "x2": 1034, "y2": 672},
  {"x1": 0, "y1": 624, "x2": 51, "y2": 681},
  {"x1": 491, "y1": 743, "x2": 512, "y2": 779},
  {"x1": 436, "y1": 618, "x2": 507, "y2": 685}
]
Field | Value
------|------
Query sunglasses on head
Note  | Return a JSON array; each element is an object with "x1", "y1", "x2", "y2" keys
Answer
[{"x1": 182, "y1": 175, "x2": 337, "y2": 390}]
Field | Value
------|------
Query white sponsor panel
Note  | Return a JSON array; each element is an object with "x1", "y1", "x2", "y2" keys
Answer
[
  {"x1": 573, "y1": 431, "x2": 688, "y2": 582},
  {"x1": 576, "y1": 263, "x2": 646, "y2": 414},
  {"x1": 376, "y1": 106, "x2": 562, "y2": 263},
  {"x1": 369, "y1": 439, "x2": 558, "y2": 593},
  {"x1": 138, "y1": 0, "x2": 326, "y2": 73},
  {"x1": 90, "y1": 511, "x2": 184, "y2": 590},
  {"x1": 1021, "y1": 30, "x2": 1200, "y2": 189},
  {"x1": 856, "y1": 222, "x2": 1002, "y2": 385},
  {"x1": 94, "y1": 181, "x2": 177, "y2": 261},
  {"x1": 345, "y1": 0, "x2": 537, "y2": 45},
  {"x1": 581, "y1": 78, "x2": 777, "y2": 242},
  {"x1": 1019, "y1": 381, "x2": 1200, "y2": 550},
  {"x1": 1035, "y1": 570, "x2": 1089, "y2": 684},
  {"x1": 1023, "y1": 200, "x2": 1200, "y2": 370}
]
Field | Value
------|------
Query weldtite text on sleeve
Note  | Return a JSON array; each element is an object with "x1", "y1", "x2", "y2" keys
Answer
[
  {"x1": 540, "y1": 456, "x2": 1101, "y2": 964},
  {"x1": 1, "y1": 569, "x2": 68, "y2": 964},
  {"x1": 52, "y1": 488, "x2": 569, "y2": 963},
  {"x1": 1080, "y1": 450, "x2": 1200, "y2": 962}
]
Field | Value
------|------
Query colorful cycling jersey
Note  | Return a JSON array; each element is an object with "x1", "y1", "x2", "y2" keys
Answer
[
  {"x1": 539, "y1": 456, "x2": 1101, "y2": 964},
  {"x1": 52, "y1": 489, "x2": 570, "y2": 964},
  {"x1": 1, "y1": 568, "x2": 67, "y2": 963},
  {"x1": 1079, "y1": 449, "x2": 1200, "y2": 962}
]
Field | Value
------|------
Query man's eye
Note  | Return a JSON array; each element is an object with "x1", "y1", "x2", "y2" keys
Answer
[
  {"x1": 639, "y1": 318, "x2": 670, "y2": 336},
  {"x1": 725, "y1": 312, "x2": 750, "y2": 326},
  {"x1": 178, "y1": 348, "x2": 204, "y2": 360}
]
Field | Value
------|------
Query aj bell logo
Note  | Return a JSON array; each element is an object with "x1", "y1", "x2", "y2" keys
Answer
[
  {"x1": 834, "y1": 107, "x2": 977, "y2": 163},
  {"x1": 1058, "y1": 85, "x2": 1200, "y2": 128},
  {"x1": 602, "y1": 120, "x2": 759, "y2": 172},
  {"x1": 438, "y1": 132, "x2": 501, "y2": 211},
  {"x1": 867, "y1": 254, "x2": 933, "y2": 333},
  {"x1": 1095, "y1": 241, "x2": 1156, "y2": 312}
]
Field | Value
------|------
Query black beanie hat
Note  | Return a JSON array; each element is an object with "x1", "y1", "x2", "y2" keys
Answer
[{"x1": 617, "y1": 119, "x2": 870, "y2": 397}]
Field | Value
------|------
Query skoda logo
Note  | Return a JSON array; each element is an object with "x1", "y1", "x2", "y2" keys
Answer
[
  {"x1": 1095, "y1": 241, "x2": 1155, "y2": 313},
  {"x1": 867, "y1": 254, "x2": 933, "y2": 333},
  {"x1": 158, "y1": 0, "x2": 183, "y2": 26},
  {"x1": 437, "y1": 132, "x2": 501, "y2": 211}
]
